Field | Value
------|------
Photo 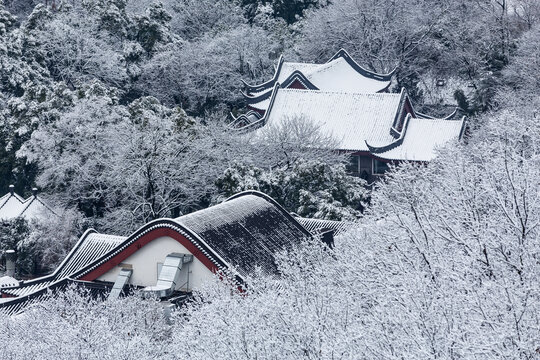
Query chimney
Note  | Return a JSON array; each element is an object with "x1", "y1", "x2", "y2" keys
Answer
[
  {"x1": 5, "y1": 250, "x2": 16, "y2": 277},
  {"x1": 9, "y1": 184, "x2": 14, "y2": 195},
  {"x1": 32, "y1": 188, "x2": 38, "y2": 197}
]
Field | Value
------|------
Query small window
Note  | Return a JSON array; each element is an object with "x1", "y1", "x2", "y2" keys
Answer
[
  {"x1": 346, "y1": 155, "x2": 359, "y2": 174},
  {"x1": 373, "y1": 159, "x2": 390, "y2": 175}
]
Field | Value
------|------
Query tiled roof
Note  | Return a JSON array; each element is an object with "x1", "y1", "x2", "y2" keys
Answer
[
  {"x1": 295, "y1": 217, "x2": 350, "y2": 236},
  {"x1": 54, "y1": 233, "x2": 127, "y2": 279},
  {"x1": 281, "y1": 57, "x2": 391, "y2": 94},
  {"x1": 277, "y1": 62, "x2": 321, "y2": 84},
  {"x1": 243, "y1": 49, "x2": 393, "y2": 110},
  {"x1": 0, "y1": 276, "x2": 19, "y2": 288},
  {"x1": 1, "y1": 192, "x2": 317, "y2": 313},
  {"x1": 1, "y1": 231, "x2": 126, "y2": 298},
  {"x1": 175, "y1": 191, "x2": 312, "y2": 278},
  {"x1": 252, "y1": 88, "x2": 404, "y2": 152},
  {"x1": 238, "y1": 85, "x2": 464, "y2": 162},
  {"x1": 0, "y1": 279, "x2": 112, "y2": 316},
  {"x1": 368, "y1": 116, "x2": 466, "y2": 161},
  {"x1": 249, "y1": 97, "x2": 271, "y2": 112},
  {"x1": 0, "y1": 190, "x2": 56, "y2": 220}
]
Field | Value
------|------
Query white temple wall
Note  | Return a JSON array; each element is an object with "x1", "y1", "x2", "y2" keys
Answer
[{"x1": 97, "y1": 235, "x2": 214, "y2": 291}]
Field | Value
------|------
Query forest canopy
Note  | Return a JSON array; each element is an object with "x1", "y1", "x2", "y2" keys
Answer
[{"x1": 0, "y1": 1, "x2": 540, "y2": 356}]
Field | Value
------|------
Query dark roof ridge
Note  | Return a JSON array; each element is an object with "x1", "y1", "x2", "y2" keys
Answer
[
  {"x1": 416, "y1": 107, "x2": 460, "y2": 120},
  {"x1": 71, "y1": 218, "x2": 230, "y2": 281},
  {"x1": 368, "y1": 115, "x2": 468, "y2": 161},
  {"x1": 241, "y1": 70, "x2": 320, "y2": 103},
  {"x1": 328, "y1": 48, "x2": 396, "y2": 81},
  {"x1": 242, "y1": 49, "x2": 395, "y2": 94},
  {"x1": 232, "y1": 82, "x2": 281, "y2": 132},
  {"x1": 1, "y1": 192, "x2": 317, "y2": 314},
  {"x1": 241, "y1": 55, "x2": 285, "y2": 93},
  {"x1": 367, "y1": 113, "x2": 413, "y2": 155}
]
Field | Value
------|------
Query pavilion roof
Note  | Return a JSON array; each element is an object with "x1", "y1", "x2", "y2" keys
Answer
[
  {"x1": 246, "y1": 87, "x2": 406, "y2": 152},
  {"x1": 0, "y1": 191, "x2": 25, "y2": 220},
  {"x1": 235, "y1": 83, "x2": 465, "y2": 162},
  {"x1": 243, "y1": 49, "x2": 393, "y2": 111},
  {"x1": 368, "y1": 115, "x2": 466, "y2": 162}
]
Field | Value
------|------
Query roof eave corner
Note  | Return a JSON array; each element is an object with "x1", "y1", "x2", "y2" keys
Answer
[
  {"x1": 443, "y1": 107, "x2": 460, "y2": 120},
  {"x1": 240, "y1": 55, "x2": 285, "y2": 92},
  {"x1": 327, "y1": 48, "x2": 349, "y2": 63}
]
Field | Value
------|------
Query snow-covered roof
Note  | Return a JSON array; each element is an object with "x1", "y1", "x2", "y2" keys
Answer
[
  {"x1": 19, "y1": 195, "x2": 54, "y2": 219},
  {"x1": 176, "y1": 191, "x2": 312, "y2": 278},
  {"x1": 0, "y1": 187, "x2": 56, "y2": 221},
  {"x1": 236, "y1": 83, "x2": 465, "y2": 162},
  {"x1": 0, "y1": 276, "x2": 19, "y2": 288},
  {"x1": 249, "y1": 96, "x2": 272, "y2": 112},
  {"x1": 1, "y1": 231, "x2": 126, "y2": 298},
  {"x1": 248, "y1": 87, "x2": 405, "y2": 152},
  {"x1": 0, "y1": 192, "x2": 25, "y2": 220},
  {"x1": 243, "y1": 49, "x2": 393, "y2": 110},
  {"x1": 295, "y1": 217, "x2": 350, "y2": 236},
  {"x1": 1, "y1": 192, "x2": 339, "y2": 314},
  {"x1": 368, "y1": 116, "x2": 466, "y2": 162},
  {"x1": 280, "y1": 57, "x2": 391, "y2": 93}
]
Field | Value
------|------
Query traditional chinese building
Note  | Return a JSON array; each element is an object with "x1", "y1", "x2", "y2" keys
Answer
[
  {"x1": 0, "y1": 191, "x2": 346, "y2": 315},
  {"x1": 232, "y1": 49, "x2": 466, "y2": 182}
]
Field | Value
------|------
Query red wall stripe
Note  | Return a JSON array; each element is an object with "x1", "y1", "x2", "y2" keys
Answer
[{"x1": 79, "y1": 227, "x2": 219, "y2": 282}]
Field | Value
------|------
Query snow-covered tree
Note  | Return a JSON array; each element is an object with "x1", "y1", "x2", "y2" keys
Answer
[
  {"x1": 215, "y1": 160, "x2": 365, "y2": 220},
  {"x1": 0, "y1": 285, "x2": 171, "y2": 359},
  {"x1": 138, "y1": 24, "x2": 279, "y2": 112}
]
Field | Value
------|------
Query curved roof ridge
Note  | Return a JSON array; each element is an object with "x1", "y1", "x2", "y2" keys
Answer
[
  {"x1": 367, "y1": 113, "x2": 412, "y2": 154},
  {"x1": 2, "y1": 192, "x2": 318, "y2": 313},
  {"x1": 74, "y1": 190, "x2": 314, "y2": 281},
  {"x1": 241, "y1": 55, "x2": 285, "y2": 93},
  {"x1": 242, "y1": 70, "x2": 320, "y2": 102},
  {"x1": 328, "y1": 48, "x2": 395, "y2": 81},
  {"x1": 170, "y1": 218, "x2": 238, "y2": 275},
  {"x1": 229, "y1": 110, "x2": 262, "y2": 128},
  {"x1": 230, "y1": 109, "x2": 262, "y2": 120},
  {"x1": 73, "y1": 218, "x2": 231, "y2": 281},
  {"x1": 51, "y1": 228, "x2": 99, "y2": 275},
  {"x1": 369, "y1": 115, "x2": 467, "y2": 162},
  {"x1": 241, "y1": 86, "x2": 275, "y2": 104},
  {"x1": 233, "y1": 82, "x2": 281, "y2": 132},
  {"x1": 0, "y1": 228, "x2": 100, "y2": 292},
  {"x1": 416, "y1": 107, "x2": 460, "y2": 120},
  {"x1": 242, "y1": 50, "x2": 395, "y2": 94},
  {"x1": 280, "y1": 71, "x2": 319, "y2": 90}
]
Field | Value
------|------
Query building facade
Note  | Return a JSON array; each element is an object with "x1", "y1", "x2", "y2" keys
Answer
[
  {"x1": 0, "y1": 191, "x2": 345, "y2": 315},
  {"x1": 232, "y1": 49, "x2": 466, "y2": 182}
]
